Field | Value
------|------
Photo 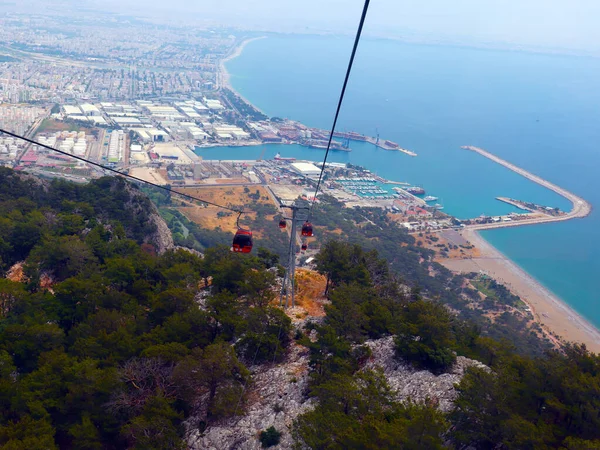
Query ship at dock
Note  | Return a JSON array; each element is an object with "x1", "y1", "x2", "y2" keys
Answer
[
  {"x1": 424, "y1": 195, "x2": 438, "y2": 202},
  {"x1": 406, "y1": 187, "x2": 425, "y2": 195},
  {"x1": 305, "y1": 139, "x2": 351, "y2": 152},
  {"x1": 274, "y1": 153, "x2": 296, "y2": 161},
  {"x1": 333, "y1": 131, "x2": 369, "y2": 141},
  {"x1": 322, "y1": 129, "x2": 417, "y2": 156}
]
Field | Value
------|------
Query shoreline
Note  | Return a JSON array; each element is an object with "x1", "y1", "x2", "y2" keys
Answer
[
  {"x1": 215, "y1": 37, "x2": 600, "y2": 351},
  {"x1": 218, "y1": 36, "x2": 267, "y2": 107},
  {"x1": 442, "y1": 228, "x2": 600, "y2": 353}
]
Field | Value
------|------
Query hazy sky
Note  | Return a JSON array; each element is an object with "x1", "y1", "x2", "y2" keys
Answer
[{"x1": 63, "y1": 0, "x2": 600, "y2": 53}]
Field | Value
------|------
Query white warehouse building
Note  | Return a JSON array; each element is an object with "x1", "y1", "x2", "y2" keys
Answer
[{"x1": 291, "y1": 162, "x2": 321, "y2": 177}]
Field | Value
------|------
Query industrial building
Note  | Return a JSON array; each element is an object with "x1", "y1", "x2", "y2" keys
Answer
[
  {"x1": 107, "y1": 130, "x2": 125, "y2": 163},
  {"x1": 63, "y1": 105, "x2": 82, "y2": 116},
  {"x1": 203, "y1": 98, "x2": 225, "y2": 110},
  {"x1": 151, "y1": 143, "x2": 193, "y2": 164},
  {"x1": 80, "y1": 103, "x2": 101, "y2": 116},
  {"x1": 291, "y1": 162, "x2": 321, "y2": 177},
  {"x1": 112, "y1": 117, "x2": 142, "y2": 127}
]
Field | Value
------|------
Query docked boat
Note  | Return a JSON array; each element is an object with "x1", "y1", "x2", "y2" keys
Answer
[
  {"x1": 274, "y1": 153, "x2": 296, "y2": 161},
  {"x1": 424, "y1": 195, "x2": 438, "y2": 202},
  {"x1": 407, "y1": 187, "x2": 425, "y2": 195}
]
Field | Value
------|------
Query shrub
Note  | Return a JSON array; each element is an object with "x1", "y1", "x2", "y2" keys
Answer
[{"x1": 259, "y1": 426, "x2": 282, "y2": 448}]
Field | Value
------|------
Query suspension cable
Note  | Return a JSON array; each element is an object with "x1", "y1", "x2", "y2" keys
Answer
[
  {"x1": 0, "y1": 127, "x2": 245, "y2": 214},
  {"x1": 308, "y1": 0, "x2": 371, "y2": 219}
]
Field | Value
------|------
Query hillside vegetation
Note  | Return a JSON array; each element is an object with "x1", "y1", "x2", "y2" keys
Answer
[{"x1": 0, "y1": 169, "x2": 599, "y2": 449}]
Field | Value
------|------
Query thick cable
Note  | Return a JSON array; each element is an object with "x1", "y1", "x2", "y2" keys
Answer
[
  {"x1": 308, "y1": 0, "x2": 371, "y2": 219},
  {"x1": 0, "y1": 127, "x2": 245, "y2": 214}
]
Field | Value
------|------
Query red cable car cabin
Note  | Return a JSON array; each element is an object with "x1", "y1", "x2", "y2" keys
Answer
[
  {"x1": 231, "y1": 229, "x2": 253, "y2": 253},
  {"x1": 301, "y1": 221, "x2": 314, "y2": 237},
  {"x1": 301, "y1": 243, "x2": 308, "y2": 251},
  {"x1": 279, "y1": 219, "x2": 287, "y2": 229}
]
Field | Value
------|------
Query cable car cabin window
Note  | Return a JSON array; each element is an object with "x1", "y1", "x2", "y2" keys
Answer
[
  {"x1": 301, "y1": 243, "x2": 308, "y2": 251},
  {"x1": 301, "y1": 222, "x2": 313, "y2": 237},
  {"x1": 232, "y1": 230, "x2": 253, "y2": 253},
  {"x1": 279, "y1": 219, "x2": 287, "y2": 229}
]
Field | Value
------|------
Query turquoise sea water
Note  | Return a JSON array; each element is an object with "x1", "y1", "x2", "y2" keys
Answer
[{"x1": 196, "y1": 35, "x2": 600, "y2": 327}]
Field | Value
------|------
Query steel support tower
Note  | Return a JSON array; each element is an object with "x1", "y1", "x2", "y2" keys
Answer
[{"x1": 279, "y1": 202, "x2": 309, "y2": 309}]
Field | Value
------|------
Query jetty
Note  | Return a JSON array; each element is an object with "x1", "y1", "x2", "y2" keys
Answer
[
  {"x1": 462, "y1": 146, "x2": 591, "y2": 230},
  {"x1": 496, "y1": 197, "x2": 532, "y2": 212}
]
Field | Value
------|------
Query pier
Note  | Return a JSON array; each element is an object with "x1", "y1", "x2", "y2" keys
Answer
[
  {"x1": 462, "y1": 146, "x2": 591, "y2": 230},
  {"x1": 496, "y1": 197, "x2": 533, "y2": 212}
]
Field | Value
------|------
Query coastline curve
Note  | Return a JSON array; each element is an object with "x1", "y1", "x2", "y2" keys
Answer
[{"x1": 462, "y1": 145, "x2": 591, "y2": 232}]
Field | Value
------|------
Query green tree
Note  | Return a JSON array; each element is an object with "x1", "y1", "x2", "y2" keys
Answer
[
  {"x1": 451, "y1": 345, "x2": 600, "y2": 449},
  {"x1": 68, "y1": 413, "x2": 102, "y2": 450},
  {"x1": 237, "y1": 269, "x2": 276, "y2": 308},
  {"x1": 0, "y1": 416, "x2": 58, "y2": 450},
  {"x1": 236, "y1": 306, "x2": 291, "y2": 363},
  {"x1": 294, "y1": 369, "x2": 446, "y2": 449},
  {"x1": 122, "y1": 395, "x2": 184, "y2": 450},
  {"x1": 395, "y1": 300, "x2": 457, "y2": 373},
  {"x1": 1, "y1": 322, "x2": 64, "y2": 372},
  {"x1": 314, "y1": 241, "x2": 370, "y2": 295},
  {"x1": 205, "y1": 291, "x2": 244, "y2": 342},
  {"x1": 259, "y1": 426, "x2": 281, "y2": 448},
  {"x1": 173, "y1": 342, "x2": 249, "y2": 420},
  {"x1": 28, "y1": 236, "x2": 97, "y2": 281},
  {"x1": 324, "y1": 283, "x2": 373, "y2": 342},
  {"x1": 150, "y1": 288, "x2": 195, "y2": 325}
]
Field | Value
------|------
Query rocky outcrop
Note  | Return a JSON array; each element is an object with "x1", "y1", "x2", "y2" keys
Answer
[
  {"x1": 186, "y1": 344, "x2": 313, "y2": 450},
  {"x1": 146, "y1": 211, "x2": 174, "y2": 254},
  {"x1": 186, "y1": 335, "x2": 488, "y2": 449},
  {"x1": 122, "y1": 182, "x2": 174, "y2": 254},
  {"x1": 364, "y1": 336, "x2": 488, "y2": 412}
]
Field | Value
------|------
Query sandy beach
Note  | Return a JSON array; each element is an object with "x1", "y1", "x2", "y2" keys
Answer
[
  {"x1": 441, "y1": 228, "x2": 600, "y2": 353},
  {"x1": 215, "y1": 37, "x2": 600, "y2": 353}
]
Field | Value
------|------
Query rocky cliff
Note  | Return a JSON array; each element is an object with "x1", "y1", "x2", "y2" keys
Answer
[{"x1": 187, "y1": 335, "x2": 487, "y2": 449}]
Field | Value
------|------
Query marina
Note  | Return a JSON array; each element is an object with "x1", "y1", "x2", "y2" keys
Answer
[
  {"x1": 462, "y1": 145, "x2": 591, "y2": 222},
  {"x1": 222, "y1": 31, "x2": 600, "y2": 359},
  {"x1": 335, "y1": 178, "x2": 397, "y2": 198}
]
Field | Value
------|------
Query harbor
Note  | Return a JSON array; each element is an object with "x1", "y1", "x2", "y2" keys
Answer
[
  {"x1": 332, "y1": 130, "x2": 417, "y2": 156},
  {"x1": 335, "y1": 177, "x2": 397, "y2": 199},
  {"x1": 462, "y1": 145, "x2": 591, "y2": 225}
]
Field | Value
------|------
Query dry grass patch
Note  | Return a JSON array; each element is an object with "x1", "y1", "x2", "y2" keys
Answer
[
  {"x1": 175, "y1": 185, "x2": 278, "y2": 235},
  {"x1": 294, "y1": 269, "x2": 328, "y2": 317}
]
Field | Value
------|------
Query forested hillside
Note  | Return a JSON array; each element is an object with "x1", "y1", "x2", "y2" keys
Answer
[
  {"x1": 0, "y1": 169, "x2": 290, "y2": 448},
  {"x1": 297, "y1": 241, "x2": 600, "y2": 449},
  {"x1": 146, "y1": 186, "x2": 553, "y2": 358},
  {"x1": 0, "y1": 169, "x2": 599, "y2": 449},
  {"x1": 308, "y1": 194, "x2": 553, "y2": 357}
]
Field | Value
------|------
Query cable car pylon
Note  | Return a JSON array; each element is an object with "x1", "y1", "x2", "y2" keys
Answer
[{"x1": 279, "y1": 201, "x2": 310, "y2": 309}]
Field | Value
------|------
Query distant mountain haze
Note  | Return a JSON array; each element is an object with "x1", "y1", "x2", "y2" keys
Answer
[{"x1": 14, "y1": 0, "x2": 598, "y2": 54}]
